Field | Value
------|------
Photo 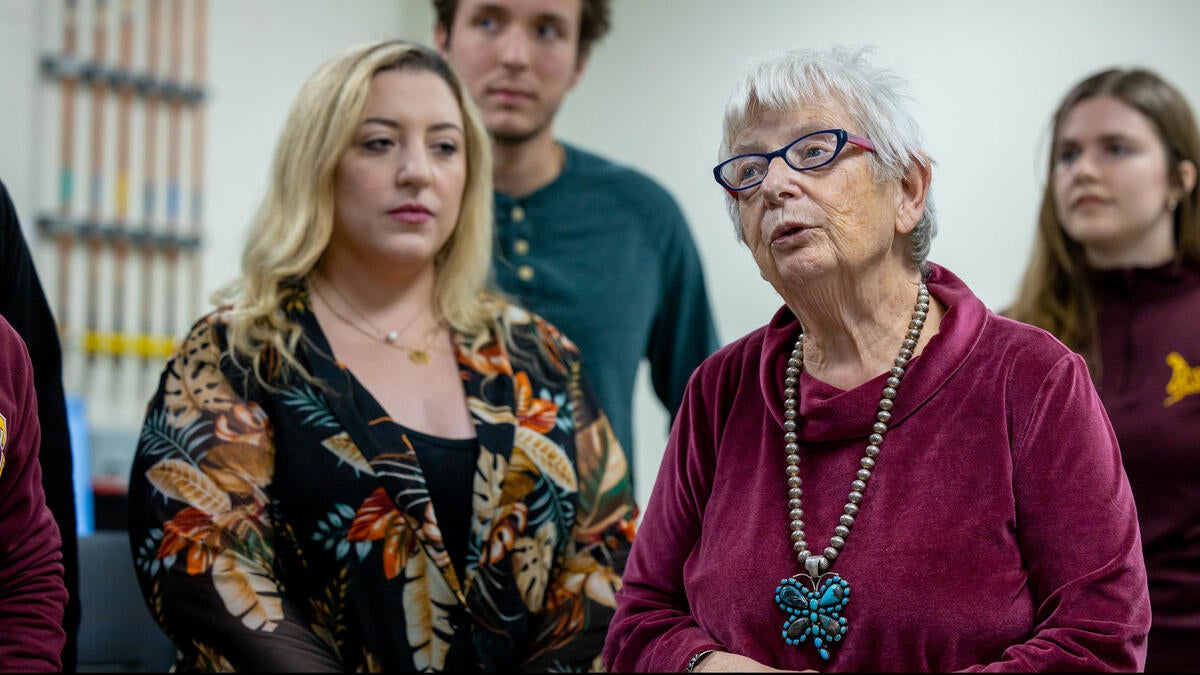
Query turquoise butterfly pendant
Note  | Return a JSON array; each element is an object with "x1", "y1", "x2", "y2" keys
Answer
[{"x1": 774, "y1": 574, "x2": 850, "y2": 660}]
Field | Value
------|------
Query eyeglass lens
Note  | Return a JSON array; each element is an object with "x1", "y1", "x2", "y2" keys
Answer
[{"x1": 719, "y1": 131, "x2": 843, "y2": 189}]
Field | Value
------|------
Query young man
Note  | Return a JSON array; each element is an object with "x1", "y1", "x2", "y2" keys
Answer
[
  {"x1": 0, "y1": 314, "x2": 69, "y2": 671},
  {"x1": 434, "y1": 0, "x2": 720, "y2": 488}
]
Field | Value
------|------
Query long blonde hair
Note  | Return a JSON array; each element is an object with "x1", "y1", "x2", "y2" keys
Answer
[
  {"x1": 1008, "y1": 68, "x2": 1200, "y2": 372},
  {"x1": 211, "y1": 40, "x2": 500, "y2": 384}
]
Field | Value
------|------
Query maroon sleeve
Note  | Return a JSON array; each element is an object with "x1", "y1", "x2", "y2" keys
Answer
[
  {"x1": 975, "y1": 351, "x2": 1150, "y2": 671},
  {"x1": 0, "y1": 316, "x2": 68, "y2": 671},
  {"x1": 602, "y1": 352, "x2": 727, "y2": 673}
]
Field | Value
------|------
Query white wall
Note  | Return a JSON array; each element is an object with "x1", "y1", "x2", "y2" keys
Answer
[
  {"x1": 549, "y1": 0, "x2": 1200, "y2": 506},
  {"x1": 3, "y1": 0, "x2": 1199, "y2": 507}
]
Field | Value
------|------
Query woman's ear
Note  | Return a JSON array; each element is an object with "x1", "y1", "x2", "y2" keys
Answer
[
  {"x1": 896, "y1": 155, "x2": 932, "y2": 235},
  {"x1": 1177, "y1": 158, "x2": 1198, "y2": 199}
]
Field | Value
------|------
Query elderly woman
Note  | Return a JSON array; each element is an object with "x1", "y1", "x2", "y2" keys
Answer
[
  {"x1": 601, "y1": 46, "x2": 1149, "y2": 672},
  {"x1": 127, "y1": 40, "x2": 636, "y2": 671}
]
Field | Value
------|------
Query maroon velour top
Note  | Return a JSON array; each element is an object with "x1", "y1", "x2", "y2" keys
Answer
[
  {"x1": 603, "y1": 263, "x2": 1149, "y2": 672},
  {"x1": 0, "y1": 315, "x2": 67, "y2": 670}
]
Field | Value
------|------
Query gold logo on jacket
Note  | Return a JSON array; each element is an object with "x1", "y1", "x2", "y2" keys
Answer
[
  {"x1": 1164, "y1": 352, "x2": 1200, "y2": 407},
  {"x1": 0, "y1": 411, "x2": 7, "y2": 477}
]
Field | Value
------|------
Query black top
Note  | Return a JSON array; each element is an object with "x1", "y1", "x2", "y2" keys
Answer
[{"x1": 388, "y1": 420, "x2": 478, "y2": 583}]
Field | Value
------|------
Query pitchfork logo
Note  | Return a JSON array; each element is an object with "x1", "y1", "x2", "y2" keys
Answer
[
  {"x1": 0, "y1": 411, "x2": 7, "y2": 477},
  {"x1": 1165, "y1": 352, "x2": 1200, "y2": 407}
]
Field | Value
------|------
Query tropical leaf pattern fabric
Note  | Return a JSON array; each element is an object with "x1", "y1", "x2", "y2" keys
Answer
[{"x1": 127, "y1": 291, "x2": 638, "y2": 672}]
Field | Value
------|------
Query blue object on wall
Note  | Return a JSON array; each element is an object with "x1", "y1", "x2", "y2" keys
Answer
[{"x1": 66, "y1": 394, "x2": 93, "y2": 536}]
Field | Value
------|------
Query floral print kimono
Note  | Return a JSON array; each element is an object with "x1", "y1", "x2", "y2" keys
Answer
[{"x1": 127, "y1": 290, "x2": 638, "y2": 672}]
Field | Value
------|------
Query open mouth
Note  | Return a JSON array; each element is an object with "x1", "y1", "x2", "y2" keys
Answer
[{"x1": 771, "y1": 222, "x2": 811, "y2": 244}]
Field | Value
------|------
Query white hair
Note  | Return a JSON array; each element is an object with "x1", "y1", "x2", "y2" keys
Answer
[{"x1": 719, "y1": 45, "x2": 937, "y2": 265}]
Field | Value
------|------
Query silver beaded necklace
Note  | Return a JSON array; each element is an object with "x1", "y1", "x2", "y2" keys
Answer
[{"x1": 773, "y1": 282, "x2": 930, "y2": 661}]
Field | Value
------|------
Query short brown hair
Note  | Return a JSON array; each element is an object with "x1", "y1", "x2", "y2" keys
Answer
[{"x1": 432, "y1": 0, "x2": 611, "y2": 59}]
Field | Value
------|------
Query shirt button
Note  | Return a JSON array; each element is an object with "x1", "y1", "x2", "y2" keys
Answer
[
  {"x1": 512, "y1": 205, "x2": 526, "y2": 222},
  {"x1": 513, "y1": 239, "x2": 530, "y2": 256},
  {"x1": 517, "y1": 265, "x2": 535, "y2": 282}
]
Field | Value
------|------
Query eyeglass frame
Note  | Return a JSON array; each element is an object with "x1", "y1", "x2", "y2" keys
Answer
[{"x1": 713, "y1": 128, "x2": 876, "y2": 194}]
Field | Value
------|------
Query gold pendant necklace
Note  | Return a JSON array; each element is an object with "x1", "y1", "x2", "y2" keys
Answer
[{"x1": 310, "y1": 274, "x2": 440, "y2": 366}]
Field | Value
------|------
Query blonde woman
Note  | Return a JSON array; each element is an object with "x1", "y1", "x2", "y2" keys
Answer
[{"x1": 127, "y1": 40, "x2": 635, "y2": 672}]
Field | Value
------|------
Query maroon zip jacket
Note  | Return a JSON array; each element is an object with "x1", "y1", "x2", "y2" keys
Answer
[
  {"x1": 0, "y1": 315, "x2": 67, "y2": 670},
  {"x1": 603, "y1": 263, "x2": 1149, "y2": 672},
  {"x1": 1091, "y1": 261, "x2": 1200, "y2": 673}
]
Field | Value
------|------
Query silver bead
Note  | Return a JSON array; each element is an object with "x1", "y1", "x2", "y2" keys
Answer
[{"x1": 775, "y1": 285, "x2": 924, "y2": 581}]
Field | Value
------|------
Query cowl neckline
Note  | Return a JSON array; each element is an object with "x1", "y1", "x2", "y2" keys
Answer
[{"x1": 757, "y1": 263, "x2": 987, "y2": 443}]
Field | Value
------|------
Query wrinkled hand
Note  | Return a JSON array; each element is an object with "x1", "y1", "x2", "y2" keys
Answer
[{"x1": 692, "y1": 651, "x2": 816, "y2": 672}]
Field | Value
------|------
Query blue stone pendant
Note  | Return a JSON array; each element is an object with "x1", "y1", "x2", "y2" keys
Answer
[{"x1": 774, "y1": 574, "x2": 850, "y2": 660}]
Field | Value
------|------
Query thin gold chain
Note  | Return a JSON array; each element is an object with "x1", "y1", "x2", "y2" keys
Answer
[{"x1": 307, "y1": 275, "x2": 443, "y2": 363}]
